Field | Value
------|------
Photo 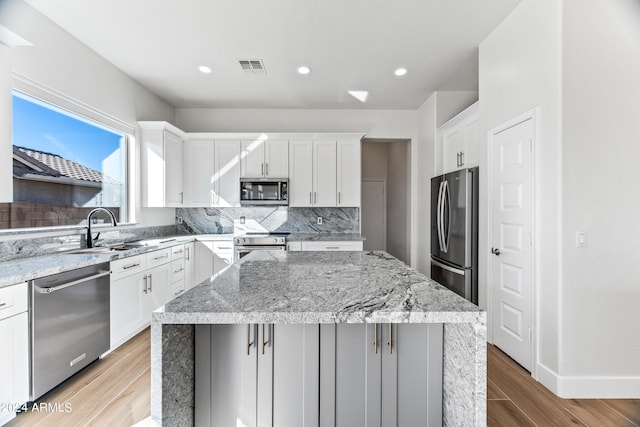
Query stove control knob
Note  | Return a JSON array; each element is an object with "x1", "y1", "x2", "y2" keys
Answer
[{"x1": 274, "y1": 238, "x2": 278, "y2": 243}]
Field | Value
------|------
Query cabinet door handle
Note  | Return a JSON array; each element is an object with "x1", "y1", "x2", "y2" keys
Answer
[
  {"x1": 265, "y1": 163, "x2": 269, "y2": 176},
  {"x1": 143, "y1": 275, "x2": 148, "y2": 294},
  {"x1": 261, "y1": 163, "x2": 264, "y2": 175},
  {"x1": 153, "y1": 254, "x2": 168, "y2": 261},
  {"x1": 338, "y1": 192, "x2": 341, "y2": 205},
  {"x1": 247, "y1": 324, "x2": 254, "y2": 355},
  {"x1": 460, "y1": 151, "x2": 464, "y2": 166},
  {"x1": 186, "y1": 247, "x2": 190, "y2": 261},
  {"x1": 123, "y1": 262, "x2": 140, "y2": 270},
  {"x1": 0, "y1": 302, "x2": 6, "y2": 308},
  {"x1": 148, "y1": 274, "x2": 152, "y2": 292},
  {"x1": 388, "y1": 323, "x2": 393, "y2": 354},
  {"x1": 309, "y1": 192, "x2": 312, "y2": 204},
  {"x1": 374, "y1": 324, "x2": 378, "y2": 354},
  {"x1": 261, "y1": 324, "x2": 266, "y2": 354},
  {"x1": 325, "y1": 246, "x2": 340, "y2": 250}
]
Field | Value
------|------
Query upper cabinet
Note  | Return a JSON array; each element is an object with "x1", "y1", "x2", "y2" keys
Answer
[
  {"x1": 183, "y1": 139, "x2": 241, "y2": 208},
  {"x1": 289, "y1": 138, "x2": 361, "y2": 208},
  {"x1": 241, "y1": 139, "x2": 289, "y2": 178},
  {"x1": 439, "y1": 102, "x2": 479, "y2": 174},
  {"x1": 139, "y1": 122, "x2": 185, "y2": 207}
]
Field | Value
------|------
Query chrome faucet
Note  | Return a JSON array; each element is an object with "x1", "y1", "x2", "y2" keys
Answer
[{"x1": 86, "y1": 208, "x2": 117, "y2": 248}]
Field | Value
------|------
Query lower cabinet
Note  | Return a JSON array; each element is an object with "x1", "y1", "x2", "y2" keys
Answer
[
  {"x1": 320, "y1": 323, "x2": 443, "y2": 427},
  {"x1": 195, "y1": 324, "x2": 320, "y2": 427},
  {"x1": 195, "y1": 323, "x2": 442, "y2": 427},
  {"x1": 0, "y1": 283, "x2": 29, "y2": 425}
]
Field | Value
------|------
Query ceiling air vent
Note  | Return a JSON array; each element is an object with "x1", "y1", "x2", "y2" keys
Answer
[{"x1": 239, "y1": 59, "x2": 266, "y2": 74}]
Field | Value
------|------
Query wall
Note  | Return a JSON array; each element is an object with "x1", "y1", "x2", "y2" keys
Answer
[
  {"x1": 560, "y1": 0, "x2": 640, "y2": 395},
  {"x1": 479, "y1": 0, "x2": 563, "y2": 382},
  {"x1": 0, "y1": 0, "x2": 176, "y2": 236}
]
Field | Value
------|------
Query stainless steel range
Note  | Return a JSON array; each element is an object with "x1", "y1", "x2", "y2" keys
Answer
[{"x1": 234, "y1": 232, "x2": 288, "y2": 261}]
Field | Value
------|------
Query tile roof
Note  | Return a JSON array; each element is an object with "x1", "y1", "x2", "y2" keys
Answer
[{"x1": 13, "y1": 146, "x2": 121, "y2": 185}]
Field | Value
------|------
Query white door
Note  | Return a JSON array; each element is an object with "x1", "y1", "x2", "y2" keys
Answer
[
  {"x1": 313, "y1": 140, "x2": 337, "y2": 207},
  {"x1": 490, "y1": 117, "x2": 534, "y2": 371},
  {"x1": 337, "y1": 140, "x2": 361, "y2": 207},
  {"x1": 289, "y1": 140, "x2": 313, "y2": 207},
  {"x1": 362, "y1": 180, "x2": 386, "y2": 251}
]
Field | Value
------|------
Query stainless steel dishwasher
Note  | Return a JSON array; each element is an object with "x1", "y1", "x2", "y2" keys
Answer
[{"x1": 30, "y1": 262, "x2": 110, "y2": 401}]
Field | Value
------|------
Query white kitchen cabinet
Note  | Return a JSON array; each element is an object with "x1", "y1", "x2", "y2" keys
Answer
[
  {"x1": 195, "y1": 324, "x2": 319, "y2": 427},
  {"x1": 313, "y1": 140, "x2": 337, "y2": 206},
  {"x1": 439, "y1": 102, "x2": 479, "y2": 174},
  {"x1": 139, "y1": 122, "x2": 185, "y2": 207},
  {"x1": 289, "y1": 140, "x2": 314, "y2": 207},
  {"x1": 0, "y1": 283, "x2": 29, "y2": 426},
  {"x1": 170, "y1": 245, "x2": 186, "y2": 300},
  {"x1": 110, "y1": 254, "x2": 147, "y2": 349},
  {"x1": 214, "y1": 140, "x2": 241, "y2": 207},
  {"x1": 300, "y1": 241, "x2": 363, "y2": 251},
  {"x1": 337, "y1": 139, "x2": 361, "y2": 207},
  {"x1": 194, "y1": 238, "x2": 234, "y2": 285},
  {"x1": 320, "y1": 323, "x2": 442, "y2": 427},
  {"x1": 110, "y1": 247, "x2": 173, "y2": 349},
  {"x1": 184, "y1": 242, "x2": 195, "y2": 290},
  {"x1": 184, "y1": 139, "x2": 215, "y2": 206},
  {"x1": 241, "y1": 139, "x2": 289, "y2": 178}
]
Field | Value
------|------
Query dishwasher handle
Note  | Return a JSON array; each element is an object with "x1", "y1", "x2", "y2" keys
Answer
[{"x1": 34, "y1": 270, "x2": 111, "y2": 294}]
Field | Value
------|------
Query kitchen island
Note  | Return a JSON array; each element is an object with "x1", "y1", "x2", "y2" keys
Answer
[{"x1": 151, "y1": 250, "x2": 486, "y2": 426}]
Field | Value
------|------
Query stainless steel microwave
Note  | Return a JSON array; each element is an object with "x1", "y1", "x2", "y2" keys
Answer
[{"x1": 240, "y1": 178, "x2": 288, "y2": 206}]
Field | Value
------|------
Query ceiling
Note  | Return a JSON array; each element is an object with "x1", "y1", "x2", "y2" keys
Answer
[{"x1": 24, "y1": 0, "x2": 521, "y2": 110}]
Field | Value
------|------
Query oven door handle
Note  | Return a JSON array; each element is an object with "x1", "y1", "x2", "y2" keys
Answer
[{"x1": 34, "y1": 270, "x2": 111, "y2": 294}]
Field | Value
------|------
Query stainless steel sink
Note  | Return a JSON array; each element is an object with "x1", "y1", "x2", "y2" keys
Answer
[{"x1": 66, "y1": 243, "x2": 142, "y2": 254}]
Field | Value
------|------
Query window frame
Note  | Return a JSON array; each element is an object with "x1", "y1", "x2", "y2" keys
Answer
[{"x1": 1, "y1": 79, "x2": 136, "y2": 233}]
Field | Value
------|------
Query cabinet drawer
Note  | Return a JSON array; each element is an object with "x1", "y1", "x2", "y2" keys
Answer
[
  {"x1": 171, "y1": 259, "x2": 185, "y2": 283},
  {"x1": 301, "y1": 241, "x2": 363, "y2": 251},
  {"x1": 0, "y1": 282, "x2": 28, "y2": 321},
  {"x1": 213, "y1": 240, "x2": 234, "y2": 252},
  {"x1": 111, "y1": 254, "x2": 146, "y2": 281},
  {"x1": 171, "y1": 244, "x2": 186, "y2": 260},
  {"x1": 170, "y1": 280, "x2": 185, "y2": 299},
  {"x1": 146, "y1": 248, "x2": 172, "y2": 268}
]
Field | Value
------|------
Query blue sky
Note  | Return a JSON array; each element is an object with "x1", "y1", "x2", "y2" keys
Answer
[{"x1": 12, "y1": 94, "x2": 124, "y2": 174}]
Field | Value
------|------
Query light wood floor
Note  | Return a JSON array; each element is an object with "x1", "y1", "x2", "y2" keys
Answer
[{"x1": 7, "y1": 328, "x2": 640, "y2": 426}]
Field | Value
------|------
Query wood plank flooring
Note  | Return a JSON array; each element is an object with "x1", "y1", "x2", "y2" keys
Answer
[{"x1": 6, "y1": 329, "x2": 640, "y2": 426}]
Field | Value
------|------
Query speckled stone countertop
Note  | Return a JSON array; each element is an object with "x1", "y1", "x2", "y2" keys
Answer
[
  {"x1": 286, "y1": 233, "x2": 365, "y2": 242},
  {"x1": 0, "y1": 234, "x2": 234, "y2": 289},
  {"x1": 155, "y1": 250, "x2": 481, "y2": 324}
]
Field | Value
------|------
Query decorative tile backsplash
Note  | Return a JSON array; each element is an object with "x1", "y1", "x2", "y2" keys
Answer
[{"x1": 176, "y1": 207, "x2": 360, "y2": 235}]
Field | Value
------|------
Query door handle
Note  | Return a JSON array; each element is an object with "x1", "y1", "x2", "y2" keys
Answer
[
  {"x1": 387, "y1": 323, "x2": 393, "y2": 354},
  {"x1": 373, "y1": 324, "x2": 378, "y2": 354},
  {"x1": 491, "y1": 247, "x2": 501, "y2": 256}
]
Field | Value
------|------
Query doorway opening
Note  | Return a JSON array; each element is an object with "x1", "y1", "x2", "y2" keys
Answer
[{"x1": 361, "y1": 138, "x2": 411, "y2": 264}]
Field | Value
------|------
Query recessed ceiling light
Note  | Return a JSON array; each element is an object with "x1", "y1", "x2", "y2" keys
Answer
[
  {"x1": 199, "y1": 65, "x2": 212, "y2": 74},
  {"x1": 348, "y1": 90, "x2": 369, "y2": 103},
  {"x1": 394, "y1": 67, "x2": 408, "y2": 77},
  {"x1": 297, "y1": 65, "x2": 311, "y2": 75}
]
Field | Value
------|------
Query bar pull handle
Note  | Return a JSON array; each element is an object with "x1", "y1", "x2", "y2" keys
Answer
[
  {"x1": 148, "y1": 273, "x2": 153, "y2": 292},
  {"x1": 34, "y1": 270, "x2": 111, "y2": 294},
  {"x1": 374, "y1": 324, "x2": 378, "y2": 354},
  {"x1": 261, "y1": 163, "x2": 264, "y2": 176},
  {"x1": 122, "y1": 262, "x2": 140, "y2": 270},
  {"x1": 309, "y1": 192, "x2": 312, "y2": 204},
  {"x1": 143, "y1": 275, "x2": 148, "y2": 294},
  {"x1": 338, "y1": 191, "x2": 341, "y2": 205},
  {"x1": 388, "y1": 323, "x2": 393, "y2": 354},
  {"x1": 186, "y1": 247, "x2": 190, "y2": 261},
  {"x1": 261, "y1": 324, "x2": 267, "y2": 354},
  {"x1": 247, "y1": 324, "x2": 253, "y2": 355}
]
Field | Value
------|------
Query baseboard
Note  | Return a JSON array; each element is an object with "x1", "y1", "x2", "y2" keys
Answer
[{"x1": 536, "y1": 362, "x2": 640, "y2": 398}]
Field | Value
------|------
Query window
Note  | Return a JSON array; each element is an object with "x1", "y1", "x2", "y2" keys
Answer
[{"x1": 1, "y1": 91, "x2": 128, "y2": 230}]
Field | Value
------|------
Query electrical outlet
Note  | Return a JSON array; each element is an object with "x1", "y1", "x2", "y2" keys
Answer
[
  {"x1": 177, "y1": 216, "x2": 183, "y2": 224},
  {"x1": 317, "y1": 217, "x2": 323, "y2": 225},
  {"x1": 240, "y1": 216, "x2": 245, "y2": 224}
]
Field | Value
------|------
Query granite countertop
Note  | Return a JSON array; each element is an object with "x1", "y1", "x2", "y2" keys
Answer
[
  {"x1": 0, "y1": 234, "x2": 234, "y2": 289},
  {"x1": 286, "y1": 233, "x2": 365, "y2": 242},
  {"x1": 155, "y1": 250, "x2": 483, "y2": 325}
]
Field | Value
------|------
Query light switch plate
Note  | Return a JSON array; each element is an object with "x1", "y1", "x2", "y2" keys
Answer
[{"x1": 317, "y1": 217, "x2": 323, "y2": 225}]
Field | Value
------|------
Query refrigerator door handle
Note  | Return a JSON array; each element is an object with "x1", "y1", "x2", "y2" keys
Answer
[
  {"x1": 442, "y1": 180, "x2": 450, "y2": 253},
  {"x1": 437, "y1": 181, "x2": 445, "y2": 252},
  {"x1": 431, "y1": 258, "x2": 465, "y2": 275}
]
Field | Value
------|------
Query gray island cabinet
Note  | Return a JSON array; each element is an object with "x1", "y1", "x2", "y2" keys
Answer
[{"x1": 151, "y1": 251, "x2": 486, "y2": 427}]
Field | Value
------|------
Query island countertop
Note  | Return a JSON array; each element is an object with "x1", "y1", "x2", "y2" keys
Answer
[{"x1": 154, "y1": 250, "x2": 484, "y2": 325}]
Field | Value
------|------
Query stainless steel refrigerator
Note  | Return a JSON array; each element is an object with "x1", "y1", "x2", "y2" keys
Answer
[{"x1": 430, "y1": 167, "x2": 478, "y2": 304}]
